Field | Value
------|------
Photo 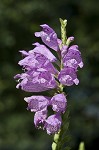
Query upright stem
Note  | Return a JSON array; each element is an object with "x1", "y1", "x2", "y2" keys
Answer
[
  {"x1": 52, "y1": 19, "x2": 68, "y2": 150},
  {"x1": 52, "y1": 131, "x2": 60, "y2": 150},
  {"x1": 59, "y1": 18, "x2": 67, "y2": 93},
  {"x1": 78, "y1": 142, "x2": 85, "y2": 150}
]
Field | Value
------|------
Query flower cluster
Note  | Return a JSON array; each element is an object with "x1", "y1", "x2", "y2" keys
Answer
[{"x1": 14, "y1": 23, "x2": 83, "y2": 134}]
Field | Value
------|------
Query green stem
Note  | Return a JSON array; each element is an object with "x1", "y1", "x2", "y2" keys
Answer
[
  {"x1": 59, "y1": 18, "x2": 67, "y2": 93},
  {"x1": 52, "y1": 131, "x2": 60, "y2": 150},
  {"x1": 52, "y1": 107, "x2": 70, "y2": 150},
  {"x1": 78, "y1": 142, "x2": 85, "y2": 150},
  {"x1": 52, "y1": 19, "x2": 69, "y2": 150}
]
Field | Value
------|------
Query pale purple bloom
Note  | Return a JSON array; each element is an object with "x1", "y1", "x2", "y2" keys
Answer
[
  {"x1": 58, "y1": 67, "x2": 79, "y2": 86},
  {"x1": 18, "y1": 52, "x2": 58, "y2": 74},
  {"x1": 51, "y1": 93, "x2": 67, "y2": 113},
  {"x1": 24, "y1": 96, "x2": 50, "y2": 112},
  {"x1": 35, "y1": 24, "x2": 59, "y2": 51},
  {"x1": 63, "y1": 45, "x2": 83, "y2": 69},
  {"x1": 30, "y1": 42, "x2": 57, "y2": 62},
  {"x1": 18, "y1": 53, "x2": 45, "y2": 70},
  {"x1": 14, "y1": 69, "x2": 57, "y2": 92},
  {"x1": 14, "y1": 23, "x2": 84, "y2": 134},
  {"x1": 59, "y1": 36, "x2": 74, "y2": 58},
  {"x1": 34, "y1": 108, "x2": 47, "y2": 128},
  {"x1": 43, "y1": 61, "x2": 58, "y2": 75},
  {"x1": 60, "y1": 45, "x2": 68, "y2": 58},
  {"x1": 44, "y1": 114, "x2": 62, "y2": 135}
]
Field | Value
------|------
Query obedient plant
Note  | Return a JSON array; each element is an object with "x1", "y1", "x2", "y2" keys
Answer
[{"x1": 14, "y1": 19, "x2": 83, "y2": 150}]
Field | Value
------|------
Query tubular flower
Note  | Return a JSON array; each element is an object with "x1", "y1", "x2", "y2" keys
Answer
[
  {"x1": 24, "y1": 96, "x2": 50, "y2": 112},
  {"x1": 58, "y1": 67, "x2": 79, "y2": 86},
  {"x1": 63, "y1": 45, "x2": 83, "y2": 69},
  {"x1": 18, "y1": 52, "x2": 58, "y2": 74},
  {"x1": 14, "y1": 69, "x2": 57, "y2": 92},
  {"x1": 35, "y1": 24, "x2": 59, "y2": 51},
  {"x1": 44, "y1": 114, "x2": 62, "y2": 135},
  {"x1": 14, "y1": 21, "x2": 83, "y2": 134},
  {"x1": 51, "y1": 93, "x2": 67, "y2": 113},
  {"x1": 34, "y1": 108, "x2": 48, "y2": 128},
  {"x1": 31, "y1": 42, "x2": 57, "y2": 62}
]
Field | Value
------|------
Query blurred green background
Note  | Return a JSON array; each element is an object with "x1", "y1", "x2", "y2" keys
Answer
[{"x1": 0, "y1": 0, "x2": 99, "y2": 150}]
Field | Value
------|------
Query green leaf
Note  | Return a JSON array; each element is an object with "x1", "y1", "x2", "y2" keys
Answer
[
  {"x1": 61, "y1": 135, "x2": 71, "y2": 144},
  {"x1": 55, "y1": 108, "x2": 71, "y2": 150},
  {"x1": 64, "y1": 146, "x2": 71, "y2": 150}
]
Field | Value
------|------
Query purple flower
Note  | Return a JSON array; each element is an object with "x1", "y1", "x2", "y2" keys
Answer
[
  {"x1": 14, "y1": 69, "x2": 57, "y2": 92},
  {"x1": 63, "y1": 45, "x2": 83, "y2": 69},
  {"x1": 58, "y1": 67, "x2": 79, "y2": 86},
  {"x1": 18, "y1": 53, "x2": 44, "y2": 70},
  {"x1": 34, "y1": 108, "x2": 47, "y2": 128},
  {"x1": 44, "y1": 114, "x2": 62, "y2": 135},
  {"x1": 31, "y1": 42, "x2": 57, "y2": 62},
  {"x1": 61, "y1": 45, "x2": 68, "y2": 58},
  {"x1": 24, "y1": 96, "x2": 50, "y2": 112},
  {"x1": 51, "y1": 93, "x2": 67, "y2": 113},
  {"x1": 60, "y1": 36, "x2": 74, "y2": 58},
  {"x1": 35, "y1": 24, "x2": 59, "y2": 51},
  {"x1": 14, "y1": 22, "x2": 84, "y2": 134},
  {"x1": 18, "y1": 52, "x2": 58, "y2": 75}
]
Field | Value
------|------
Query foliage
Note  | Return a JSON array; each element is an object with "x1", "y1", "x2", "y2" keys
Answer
[{"x1": 56, "y1": 108, "x2": 71, "y2": 150}]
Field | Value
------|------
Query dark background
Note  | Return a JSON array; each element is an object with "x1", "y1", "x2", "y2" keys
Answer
[{"x1": 0, "y1": 0, "x2": 99, "y2": 150}]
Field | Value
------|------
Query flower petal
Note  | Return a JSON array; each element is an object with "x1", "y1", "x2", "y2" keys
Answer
[
  {"x1": 51, "y1": 93, "x2": 67, "y2": 113},
  {"x1": 35, "y1": 24, "x2": 59, "y2": 51},
  {"x1": 44, "y1": 114, "x2": 62, "y2": 135},
  {"x1": 58, "y1": 67, "x2": 79, "y2": 86},
  {"x1": 24, "y1": 96, "x2": 50, "y2": 112}
]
